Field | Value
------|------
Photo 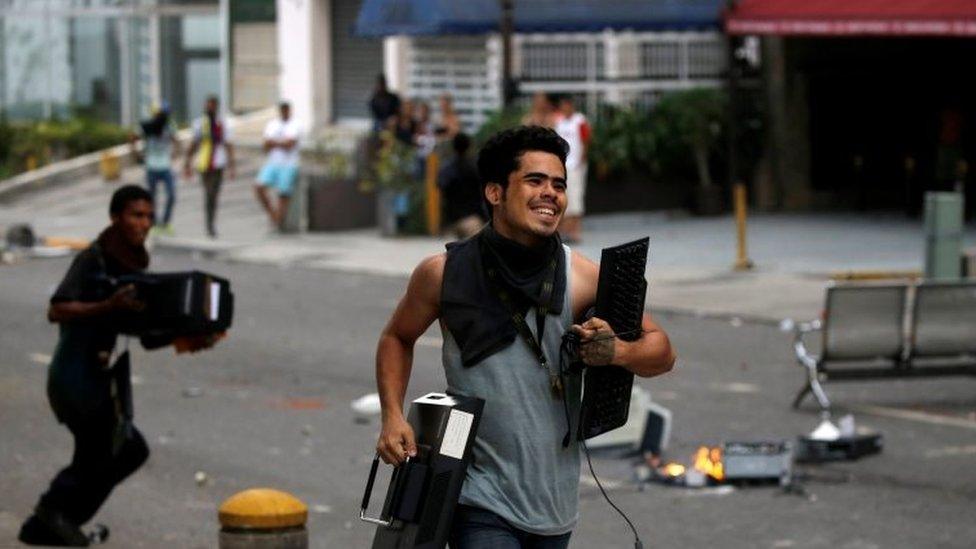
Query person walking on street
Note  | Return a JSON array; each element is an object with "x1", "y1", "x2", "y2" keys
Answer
[
  {"x1": 374, "y1": 126, "x2": 675, "y2": 548},
  {"x1": 255, "y1": 101, "x2": 301, "y2": 230},
  {"x1": 17, "y1": 186, "x2": 217, "y2": 546},
  {"x1": 184, "y1": 95, "x2": 235, "y2": 238},
  {"x1": 553, "y1": 96, "x2": 590, "y2": 244},
  {"x1": 130, "y1": 102, "x2": 179, "y2": 233}
]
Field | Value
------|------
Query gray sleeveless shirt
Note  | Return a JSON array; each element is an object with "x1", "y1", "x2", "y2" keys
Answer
[{"x1": 440, "y1": 244, "x2": 582, "y2": 536}]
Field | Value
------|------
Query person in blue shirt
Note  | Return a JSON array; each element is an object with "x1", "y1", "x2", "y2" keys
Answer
[{"x1": 131, "y1": 103, "x2": 180, "y2": 234}]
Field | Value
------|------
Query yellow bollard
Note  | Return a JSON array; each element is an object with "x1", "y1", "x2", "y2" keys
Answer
[
  {"x1": 733, "y1": 183, "x2": 754, "y2": 271},
  {"x1": 218, "y1": 488, "x2": 308, "y2": 549},
  {"x1": 99, "y1": 151, "x2": 121, "y2": 181},
  {"x1": 425, "y1": 152, "x2": 441, "y2": 235}
]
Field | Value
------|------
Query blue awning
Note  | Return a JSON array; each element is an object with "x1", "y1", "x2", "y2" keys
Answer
[{"x1": 354, "y1": 0, "x2": 723, "y2": 37}]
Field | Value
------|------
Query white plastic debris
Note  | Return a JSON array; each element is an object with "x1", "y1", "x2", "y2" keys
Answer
[
  {"x1": 809, "y1": 418, "x2": 841, "y2": 441},
  {"x1": 837, "y1": 414, "x2": 856, "y2": 437},
  {"x1": 351, "y1": 393, "x2": 382, "y2": 417},
  {"x1": 194, "y1": 471, "x2": 208, "y2": 486},
  {"x1": 779, "y1": 318, "x2": 795, "y2": 332}
]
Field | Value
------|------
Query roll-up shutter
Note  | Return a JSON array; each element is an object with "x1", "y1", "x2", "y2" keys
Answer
[{"x1": 331, "y1": 0, "x2": 383, "y2": 121}]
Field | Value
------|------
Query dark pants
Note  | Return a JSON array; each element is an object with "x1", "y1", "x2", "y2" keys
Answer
[
  {"x1": 35, "y1": 406, "x2": 149, "y2": 526},
  {"x1": 449, "y1": 505, "x2": 572, "y2": 549},
  {"x1": 201, "y1": 169, "x2": 223, "y2": 237},
  {"x1": 146, "y1": 169, "x2": 175, "y2": 225}
]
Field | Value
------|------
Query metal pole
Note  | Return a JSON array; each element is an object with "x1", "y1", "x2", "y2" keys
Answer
[
  {"x1": 219, "y1": 0, "x2": 230, "y2": 117},
  {"x1": 43, "y1": 0, "x2": 52, "y2": 119},
  {"x1": 726, "y1": 1, "x2": 752, "y2": 271},
  {"x1": 118, "y1": 15, "x2": 133, "y2": 127},
  {"x1": 500, "y1": 0, "x2": 514, "y2": 107}
]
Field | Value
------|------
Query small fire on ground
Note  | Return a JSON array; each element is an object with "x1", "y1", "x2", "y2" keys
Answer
[{"x1": 656, "y1": 446, "x2": 724, "y2": 485}]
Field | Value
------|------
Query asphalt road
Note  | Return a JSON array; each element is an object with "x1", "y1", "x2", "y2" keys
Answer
[{"x1": 2, "y1": 251, "x2": 975, "y2": 548}]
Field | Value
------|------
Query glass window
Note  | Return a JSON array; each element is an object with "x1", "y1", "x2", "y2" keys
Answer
[{"x1": 181, "y1": 14, "x2": 220, "y2": 50}]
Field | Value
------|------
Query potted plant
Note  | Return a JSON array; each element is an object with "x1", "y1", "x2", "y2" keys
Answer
[
  {"x1": 364, "y1": 131, "x2": 421, "y2": 236},
  {"x1": 653, "y1": 88, "x2": 727, "y2": 215},
  {"x1": 304, "y1": 130, "x2": 376, "y2": 231}
]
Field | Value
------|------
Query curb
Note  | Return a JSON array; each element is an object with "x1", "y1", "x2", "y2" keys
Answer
[{"x1": 830, "y1": 270, "x2": 922, "y2": 281}]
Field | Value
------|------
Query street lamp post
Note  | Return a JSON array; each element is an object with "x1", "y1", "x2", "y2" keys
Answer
[
  {"x1": 726, "y1": 1, "x2": 753, "y2": 271},
  {"x1": 500, "y1": 0, "x2": 515, "y2": 107}
]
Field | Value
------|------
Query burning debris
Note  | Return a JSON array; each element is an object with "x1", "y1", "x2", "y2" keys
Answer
[
  {"x1": 638, "y1": 415, "x2": 880, "y2": 490},
  {"x1": 646, "y1": 442, "x2": 790, "y2": 488}
]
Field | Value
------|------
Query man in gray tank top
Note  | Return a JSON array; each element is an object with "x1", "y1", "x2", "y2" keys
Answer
[{"x1": 375, "y1": 126, "x2": 676, "y2": 548}]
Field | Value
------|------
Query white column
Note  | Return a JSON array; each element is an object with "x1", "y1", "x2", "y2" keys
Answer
[
  {"x1": 383, "y1": 36, "x2": 408, "y2": 94},
  {"x1": 276, "y1": 0, "x2": 332, "y2": 132},
  {"x1": 603, "y1": 29, "x2": 621, "y2": 105}
]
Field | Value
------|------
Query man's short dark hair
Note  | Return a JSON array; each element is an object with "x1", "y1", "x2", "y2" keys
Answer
[
  {"x1": 477, "y1": 125, "x2": 568, "y2": 189},
  {"x1": 110, "y1": 185, "x2": 152, "y2": 216}
]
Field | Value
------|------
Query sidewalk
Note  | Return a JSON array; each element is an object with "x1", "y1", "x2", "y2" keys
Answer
[{"x1": 3, "y1": 156, "x2": 975, "y2": 323}]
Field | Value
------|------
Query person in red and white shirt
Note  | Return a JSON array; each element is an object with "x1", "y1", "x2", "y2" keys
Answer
[{"x1": 553, "y1": 95, "x2": 590, "y2": 243}]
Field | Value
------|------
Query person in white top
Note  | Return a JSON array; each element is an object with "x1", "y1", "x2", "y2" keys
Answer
[
  {"x1": 553, "y1": 95, "x2": 590, "y2": 243},
  {"x1": 255, "y1": 101, "x2": 301, "y2": 229}
]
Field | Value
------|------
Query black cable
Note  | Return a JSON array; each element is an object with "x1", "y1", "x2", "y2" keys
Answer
[
  {"x1": 582, "y1": 438, "x2": 644, "y2": 549},
  {"x1": 559, "y1": 329, "x2": 646, "y2": 548}
]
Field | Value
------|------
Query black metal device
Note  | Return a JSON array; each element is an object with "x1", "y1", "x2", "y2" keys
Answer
[
  {"x1": 361, "y1": 393, "x2": 485, "y2": 549},
  {"x1": 109, "y1": 271, "x2": 234, "y2": 338},
  {"x1": 796, "y1": 433, "x2": 883, "y2": 463},
  {"x1": 578, "y1": 237, "x2": 649, "y2": 440}
]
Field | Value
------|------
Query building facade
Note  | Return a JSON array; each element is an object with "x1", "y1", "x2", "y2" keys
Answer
[{"x1": 0, "y1": 0, "x2": 232, "y2": 125}]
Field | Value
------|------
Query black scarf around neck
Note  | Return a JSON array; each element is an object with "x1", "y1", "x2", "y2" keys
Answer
[{"x1": 441, "y1": 224, "x2": 566, "y2": 367}]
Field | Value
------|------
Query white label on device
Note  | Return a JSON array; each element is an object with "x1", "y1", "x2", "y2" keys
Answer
[
  {"x1": 209, "y1": 283, "x2": 220, "y2": 321},
  {"x1": 439, "y1": 409, "x2": 474, "y2": 460}
]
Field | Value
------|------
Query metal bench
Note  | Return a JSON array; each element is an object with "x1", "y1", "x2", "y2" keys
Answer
[{"x1": 792, "y1": 281, "x2": 976, "y2": 410}]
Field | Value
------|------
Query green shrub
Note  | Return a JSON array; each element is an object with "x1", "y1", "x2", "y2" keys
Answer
[
  {"x1": 590, "y1": 105, "x2": 658, "y2": 179},
  {"x1": 474, "y1": 106, "x2": 527, "y2": 146},
  {"x1": 0, "y1": 116, "x2": 129, "y2": 178},
  {"x1": 652, "y1": 88, "x2": 726, "y2": 188}
]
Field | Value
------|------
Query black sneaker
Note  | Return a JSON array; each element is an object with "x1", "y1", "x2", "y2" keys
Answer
[
  {"x1": 18, "y1": 514, "x2": 64, "y2": 545},
  {"x1": 18, "y1": 509, "x2": 90, "y2": 546}
]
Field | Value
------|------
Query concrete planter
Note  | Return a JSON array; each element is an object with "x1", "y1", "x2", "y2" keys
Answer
[{"x1": 305, "y1": 170, "x2": 376, "y2": 231}]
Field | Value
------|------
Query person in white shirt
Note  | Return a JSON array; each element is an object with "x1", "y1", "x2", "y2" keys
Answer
[
  {"x1": 255, "y1": 101, "x2": 301, "y2": 229},
  {"x1": 553, "y1": 95, "x2": 590, "y2": 243}
]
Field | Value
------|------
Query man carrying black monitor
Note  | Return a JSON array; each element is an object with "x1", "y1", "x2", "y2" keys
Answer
[{"x1": 18, "y1": 186, "x2": 217, "y2": 546}]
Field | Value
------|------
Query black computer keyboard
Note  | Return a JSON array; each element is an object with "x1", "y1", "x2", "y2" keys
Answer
[{"x1": 578, "y1": 237, "x2": 649, "y2": 440}]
